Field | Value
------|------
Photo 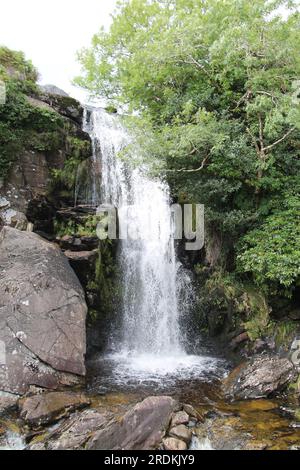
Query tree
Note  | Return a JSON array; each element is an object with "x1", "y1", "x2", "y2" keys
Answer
[{"x1": 76, "y1": 0, "x2": 300, "y2": 295}]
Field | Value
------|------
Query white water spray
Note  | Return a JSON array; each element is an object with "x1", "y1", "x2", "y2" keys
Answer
[{"x1": 83, "y1": 108, "x2": 224, "y2": 380}]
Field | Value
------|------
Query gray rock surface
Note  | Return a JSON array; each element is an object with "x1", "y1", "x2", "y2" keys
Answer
[
  {"x1": 163, "y1": 437, "x2": 187, "y2": 450},
  {"x1": 87, "y1": 396, "x2": 177, "y2": 450},
  {"x1": 0, "y1": 227, "x2": 87, "y2": 395},
  {"x1": 28, "y1": 409, "x2": 112, "y2": 450},
  {"x1": 20, "y1": 392, "x2": 90, "y2": 427},
  {"x1": 223, "y1": 354, "x2": 295, "y2": 400},
  {"x1": 0, "y1": 392, "x2": 19, "y2": 416},
  {"x1": 171, "y1": 410, "x2": 190, "y2": 427},
  {"x1": 169, "y1": 424, "x2": 192, "y2": 444},
  {"x1": 26, "y1": 396, "x2": 203, "y2": 451},
  {"x1": 40, "y1": 85, "x2": 69, "y2": 97}
]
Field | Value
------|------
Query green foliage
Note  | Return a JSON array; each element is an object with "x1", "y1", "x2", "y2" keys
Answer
[
  {"x1": 238, "y1": 193, "x2": 300, "y2": 293},
  {"x1": 0, "y1": 47, "x2": 64, "y2": 180},
  {"x1": 54, "y1": 215, "x2": 101, "y2": 238},
  {"x1": 77, "y1": 0, "x2": 300, "y2": 303},
  {"x1": 0, "y1": 46, "x2": 38, "y2": 83}
]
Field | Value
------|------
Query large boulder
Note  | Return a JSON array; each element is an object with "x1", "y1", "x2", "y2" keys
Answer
[
  {"x1": 87, "y1": 396, "x2": 178, "y2": 450},
  {"x1": 0, "y1": 227, "x2": 87, "y2": 395},
  {"x1": 28, "y1": 409, "x2": 112, "y2": 450},
  {"x1": 223, "y1": 354, "x2": 295, "y2": 400},
  {"x1": 19, "y1": 392, "x2": 90, "y2": 427}
]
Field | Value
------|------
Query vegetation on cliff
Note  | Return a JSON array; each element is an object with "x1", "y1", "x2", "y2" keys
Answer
[
  {"x1": 0, "y1": 46, "x2": 90, "y2": 201},
  {"x1": 0, "y1": 47, "x2": 64, "y2": 180}
]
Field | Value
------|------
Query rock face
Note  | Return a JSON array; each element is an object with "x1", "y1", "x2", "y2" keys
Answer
[
  {"x1": 0, "y1": 393, "x2": 19, "y2": 416},
  {"x1": 88, "y1": 396, "x2": 177, "y2": 450},
  {"x1": 0, "y1": 90, "x2": 91, "y2": 226},
  {"x1": 0, "y1": 197, "x2": 29, "y2": 231},
  {"x1": 19, "y1": 392, "x2": 90, "y2": 427},
  {"x1": 223, "y1": 354, "x2": 295, "y2": 400},
  {"x1": 40, "y1": 85, "x2": 69, "y2": 97},
  {"x1": 28, "y1": 409, "x2": 112, "y2": 450},
  {"x1": 26, "y1": 396, "x2": 200, "y2": 451},
  {"x1": 0, "y1": 227, "x2": 87, "y2": 395}
]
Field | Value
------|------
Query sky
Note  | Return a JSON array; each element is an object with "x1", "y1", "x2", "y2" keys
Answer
[{"x1": 0, "y1": 0, "x2": 117, "y2": 101}]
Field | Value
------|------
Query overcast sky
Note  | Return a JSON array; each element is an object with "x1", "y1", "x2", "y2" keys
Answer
[{"x1": 0, "y1": 0, "x2": 117, "y2": 101}]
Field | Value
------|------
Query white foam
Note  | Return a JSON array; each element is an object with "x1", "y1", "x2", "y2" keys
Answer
[{"x1": 98, "y1": 352, "x2": 227, "y2": 387}]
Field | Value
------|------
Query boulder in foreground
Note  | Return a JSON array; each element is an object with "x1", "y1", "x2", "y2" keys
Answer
[{"x1": 0, "y1": 227, "x2": 87, "y2": 395}]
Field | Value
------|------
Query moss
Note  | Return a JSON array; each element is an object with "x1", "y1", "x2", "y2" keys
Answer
[
  {"x1": 289, "y1": 375, "x2": 300, "y2": 394},
  {"x1": 269, "y1": 321, "x2": 298, "y2": 349},
  {"x1": 195, "y1": 266, "x2": 299, "y2": 352},
  {"x1": 87, "y1": 240, "x2": 121, "y2": 327},
  {"x1": 0, "y1": 50, "x2": 66, "y2": 180},
  {"x1": 0, "y1": 47, "x2": 89, "y2": 185}
]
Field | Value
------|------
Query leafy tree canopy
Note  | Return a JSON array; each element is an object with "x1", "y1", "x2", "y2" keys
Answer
[{"x1": 76, "y1": 0, "x2": 300, "y2": 296}]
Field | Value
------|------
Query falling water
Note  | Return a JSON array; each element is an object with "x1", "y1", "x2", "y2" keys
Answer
[{"x1": 83, "y1": 107, "x2": 225, "y2": 382}]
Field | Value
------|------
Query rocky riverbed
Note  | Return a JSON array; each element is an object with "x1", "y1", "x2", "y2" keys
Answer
[{"x1": 1, "y1": 372, "x2": 300, "y2": 451}]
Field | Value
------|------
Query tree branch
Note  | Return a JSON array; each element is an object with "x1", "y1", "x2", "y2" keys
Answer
[
  {"x1": 167, "y1": 154, "x2": 210, "y2": 173},
  {"x1": 263, "y1": 127, "x2": 296, "y2": 152}
]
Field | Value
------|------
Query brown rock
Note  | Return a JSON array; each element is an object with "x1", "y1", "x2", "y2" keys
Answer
[
  {"x1": 163, "y1": 437, "x2": 187, "y2": 451},
  {"x1": 28, "y1": 408, "x2": 111, "y2": 450},
  {"x1": 88, "y1": 396, "x2": 177, "y2": 450},
  {"x1": 171, "y1": 411, "x2": 190, "y2": 427},
  {"x1": 169, "y1": 425, "x2": 192, "y2": 444},
  {"x1": 64, "y1": 250, "x2": 98, "y2": 262},
  {"x1": 183, "y1": 404, "x2": 203, "y2": 422},
  {"x1": 19, "y1": 392, "x2": 91, "y2": 427},
  {"x1": 0, "y1": 394, "x2": 19, "y2": 416}
]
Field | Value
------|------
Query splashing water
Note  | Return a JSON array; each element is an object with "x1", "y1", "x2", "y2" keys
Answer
[
  {"x1": 0, "y1": 432, "x2": 26, "y2": 451},
  {"x1": 83, "y1": 108, "x2": 225, "y2": 382}
]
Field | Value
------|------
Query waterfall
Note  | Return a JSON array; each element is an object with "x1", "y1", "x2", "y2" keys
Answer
[
  {"x1": 82, "y1": 107, "x2": 226, "y2": 385},
  {"x1": 83, "y1": 108, "x2": 187, "y2": 357}
]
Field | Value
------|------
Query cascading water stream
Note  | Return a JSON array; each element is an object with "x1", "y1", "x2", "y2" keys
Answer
[{"x1": 82, "y1": 107, "x2": 225, "y2": 384}]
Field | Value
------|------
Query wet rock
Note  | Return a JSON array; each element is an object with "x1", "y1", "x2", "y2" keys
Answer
[
  {"x1": 0, "y1": 227, "x2": 87, "y2": 395},
  {"x1": 44, "y1": 409, "x2": 110, "y2": 450},
  {"x1": 88, "y1": 396, "x2": 177, "y2": 450},
  {"x1": 163, "y1": 437, "x2": 187, "y2": 451},
  {"x1": 19, "y1": 392, "x2": 91, "y2": 427},
  {"x1": 195, "y1": 415, "x2": 251, "y2": 450},
  {"x1": 223, "y1": 354, "x2": 295, "y2": 400},
  {"x1": 171, "y1": 411, "x2": 189, "y2": 427},
  {"x1": 0, "y1": 393, "x2": 19, "y2": 416},
  {"x1": 169, "y1": 425, "x2": 192, "y2": 444},
  {"x1": 183, "y1": 404, "x2": 204, "y2": 422}
]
